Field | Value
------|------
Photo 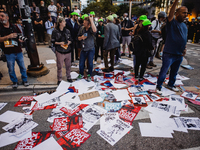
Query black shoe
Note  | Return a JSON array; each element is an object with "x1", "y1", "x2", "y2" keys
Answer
[
  {"x1": 135, "y1": 75, "x2": 139, "y2": 80},
  {"x1": 146, "y1": 65, "x2": 153, "y2": 69},
  {"x1": 22, "y1": 81, "x2": 29, "y2": 87},
  {"x1": 109, "y1": 67, "x2": 114, "y2": 72},
  {"x1": 67, "y1": 79, "x2": 73, "y2": 83},
  {"x1": 57, "y1": 81, "x2": 61, "y2": 85},
  {"x1": 129, "y1": 54, "x2": 132, "y2": 58},
  {"x1": 49, "y1": 46, "x2": 52, "y2": 48},
  {"x1": 102, "y1": 69, "x2": 110, "y2": 72},
  {"x1": 12, "y1": 82, "x2": 18, "y2": 89},
  {"x1": 149, "y1": 61, "x2": 157, "y2": 67},
  {"x1": 121, "y1": 53, "x2": 125, "y2": 56},
  {"x1": 139, "y1": 78, "x2": 144, "y2": 82}
]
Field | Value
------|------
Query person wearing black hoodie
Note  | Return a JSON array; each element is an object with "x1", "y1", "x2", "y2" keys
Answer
[{"x1": 134, "y1": 19, "x2": 154, "y2": 82}]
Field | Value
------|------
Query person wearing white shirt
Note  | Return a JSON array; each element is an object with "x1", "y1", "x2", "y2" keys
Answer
[
  {"x1": 74, "y1": 5, "x2": 81, "y2": 16},
  {"x1": 48, "y1": 1, "x2": 57, "y2": 24},
  {"x1": 45, "y1": 16, "x2": 54, "y2": 47},
  {"x1": 148, "y1": 11, "x2": 166, "y2": 67}
]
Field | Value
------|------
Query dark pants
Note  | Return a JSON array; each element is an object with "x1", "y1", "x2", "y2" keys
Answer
[
  {"x1": 95, "y1": 39, "x2": 104, "y2": 61},
  {"x1": 35, "y1": 26, "x2": 44, "y2": 43},
  {"x1": 115, "y1": 47, "x2": 120, "y2": 61},
  {"x1": 157, "y1": 53, "x2": 183, "y2": 89},
  {"x1": 103, "y1": 48, "x2": 116, "y2": 69},
  {"x1": 134, "y1": 55, "x2": 148, "y2": 78},
  {"x1": 71, "y1": 40, "x2": 78, "y2": 62},
  {"x1": 79, "y1": 48, "x2": 95, "y2": 76}
]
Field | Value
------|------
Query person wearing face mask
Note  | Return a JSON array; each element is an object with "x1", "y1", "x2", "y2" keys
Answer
[
  {"x1": 51, "y1": 17, "x2": 73, "y2": 85},
  {"x1": 121, "y1": 13, "x2": 134, "y2": 58},
  {"x1": 65, "y1": 12, "x2": 80, "y2": 62},
  {"x1": 0, "y1": 11, "x2": 29, "y2": 89}
]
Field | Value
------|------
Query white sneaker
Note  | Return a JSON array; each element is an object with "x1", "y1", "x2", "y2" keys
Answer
[
  {"x1": 156, "y1": 87, "x2": 162, "y2": 95},
  {"x1": 94, "y1": 61, "x2": 97, "y2": 65},
  {"x1": 167, "y1": 85, "x2": 179, "y2": 92}
]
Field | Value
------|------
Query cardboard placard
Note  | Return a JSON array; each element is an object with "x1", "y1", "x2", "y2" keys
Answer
[{"x1": 78, "y1": 91, "x2": 100, "y2": 101}]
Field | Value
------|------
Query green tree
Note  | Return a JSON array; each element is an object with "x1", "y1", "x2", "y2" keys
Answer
[
  {"x1": 116, "y1": 4, "x2": 129, "y2": 18},
  {"x1": 82, "y1": 1, "x2": 118, "y2": 18},
  {"x1": 131, "y1": 6, "x2": 148, "y2": 17}
]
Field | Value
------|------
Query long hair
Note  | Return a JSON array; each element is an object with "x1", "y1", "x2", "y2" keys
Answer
[
  {"x1": 137, "y1": 25, "x2": 149, "y2": 35},
  {"x1": 56, "y1": 17, "x2": 65, "y2": 29}
]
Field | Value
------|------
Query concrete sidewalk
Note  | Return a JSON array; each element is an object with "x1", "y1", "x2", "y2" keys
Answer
[{"x1": 0, "y1": 45, "x2": 188, "y2": 92}]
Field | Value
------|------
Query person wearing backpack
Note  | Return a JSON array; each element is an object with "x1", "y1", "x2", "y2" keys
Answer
[
  {"x1": 148, "y1": 11, "x2": 166, "y2": 67},
  {"x1": 77, "y1": 16, "x2": 97, "y2": 82},
  {"x1": 134, "y1": 19, "x2": 154, "y2": 82}
]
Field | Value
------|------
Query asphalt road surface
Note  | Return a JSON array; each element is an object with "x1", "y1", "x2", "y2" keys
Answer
[{"x1": 0, "y1": 43, "x2": 200, "y2": 150}]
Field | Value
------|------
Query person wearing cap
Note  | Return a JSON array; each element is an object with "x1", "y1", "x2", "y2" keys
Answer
[
  {"x1": 74, "y1": 5, "x2": 81, "y2": 17},
  {"x1": 156, "y1": 0, "x2": 188, "y2": 93},
  {"x1": 79, "y1": 14, "x2": 88, "y2": 26},
  {"x1": 77, "y1": 16, "x2": 97, "y2": 81},
  {"x1": 103, "y1": 15, "x2": 120, "y2": 72},
  {"x1": 51, "y1": 17, "x2": 73, "y2": 85},
  {"x1": 95, "y1": 19, "x2": 104, "y2": 63},
  {"x1": 148, "y1": 11, "x2": 166, "y2": 68},
  {"x1": 65, "y1": 12, "x2": 80, "y2": 62},
  {"x1": 134, "y1": 19, "x2": 154, "y2": 82},
  {"x1": 121, "y1": 13, "x2": 134, "y2": 58},
  {"x1": 48, "y1": 1, "x2": 57, "y2": 25}
]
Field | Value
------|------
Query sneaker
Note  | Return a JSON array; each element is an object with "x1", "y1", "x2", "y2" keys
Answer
[
  {"x1": 57, "y1": 81, "x2": 61, "y2": 85},
  {"x1": 109, "y1": 67, "x2": 114, "y2": 72},
  {"x1": 77, "y1": 74, "x2": 84, "y2": 79},
  {"x1": 167, "y1": 85, "x2": 179, "y2": 92},
  {"x1": 22, "y1": 81, "x2": 29, "y2": 87},
  {"x1": 67, "y1": 79, "x2": 73, "y2": 83},
  {"x1": 129, "y1": 54, "x2": 132, "y2": 58},
  {"x1": 102, "y1": 68, "x2": 110, "y2": 72},
  {"x1": 139, "y1": 78, "x2": 144, "y2": 82},
  {"x1": 12, "y1": 82, "x2": 18, "y2": 89},
  {"x1": 121, "y1": 53, "x2": 125, "y2": 56},
  {"x1": 156, "y1": 87, "x2": 162, "y2": 94},
  {"x1": 149, "y1": 61, "x2": 157, "y2": 67},
  {"x1": 146, "y1": 65, "x2": 153, "y2": 69},
  {"x1": 101, "y1": 60, "x2": 104, "y2": 63},
  {"x1": 135, "y1": 75, "x2": 139, "y2": 80},
  {"x1": 87, "y1": 74, "x2": 92, "y2": 82},
  {"x1": 94, "y1": 61, "x2": 97, "y2": 65}
]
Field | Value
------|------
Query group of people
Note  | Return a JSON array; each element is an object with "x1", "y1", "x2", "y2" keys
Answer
[{"x1": 0, "y1": 0, "x2": 189, "y2": 95}]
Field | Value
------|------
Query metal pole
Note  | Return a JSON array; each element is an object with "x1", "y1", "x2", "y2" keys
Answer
[
  {"x1": 18, "y1": 0, "x2": 41, "y2": 69},
  {"x1": 129, "y1": 0, "x2": 132, "y2": 19}
]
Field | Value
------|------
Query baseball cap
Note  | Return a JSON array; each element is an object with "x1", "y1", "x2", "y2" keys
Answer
[
  {"x1": 81, "y1": 14, "x2": 88, "y2": 20},
  {"x1": 112, "y1": 14, "x2": 117, "y2": 18},
  {"x1": 106, "y1": 15, "x2": 114, "y2": 21},
  {"x1": 90, "y1": 11, "x2": 95, "y2": 15},
  {"x1": 70, "y1": 12, "x2": 80, "y2": 17},
  {"x1": 142, "y1": 19, "x2": 152, "y2": 26},
  {"x1": 139, "y1": 15, "x2": 147, "y2": 21},
  {"x1": 98, "y1": 19, "x2": 103, "y2": 22}
]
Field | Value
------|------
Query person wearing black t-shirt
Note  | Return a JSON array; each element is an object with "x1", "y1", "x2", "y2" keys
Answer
[{"x1": 34, "y1": 12, "x2": 45, "y2": 44}]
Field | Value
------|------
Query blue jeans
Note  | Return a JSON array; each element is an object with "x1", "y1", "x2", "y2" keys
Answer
[
  {"x1": 5, "y1": 52, "x2": 27, "y2": 83},
  {"x1": 79, "y1": 48, "x2": 95, "y2": 76},
  {"x1": 157, "y1": 53, "x2": 183, "y2": 89}
]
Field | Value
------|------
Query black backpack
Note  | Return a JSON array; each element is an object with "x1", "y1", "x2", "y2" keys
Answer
[{"x1": 129, "y1": 35, "x2": 143, "y2": 55}]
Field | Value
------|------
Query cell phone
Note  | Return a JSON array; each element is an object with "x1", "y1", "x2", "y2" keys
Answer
[{"x1": 84, "y1": 33, "x2": 87, "y2": 37}]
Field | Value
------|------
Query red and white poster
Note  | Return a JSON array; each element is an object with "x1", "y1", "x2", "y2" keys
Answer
[
  {"x1": 57, "y1": 129, "x2": 91, "y2": 150},
  {"x1": 31, "y1": 102, "x2": 57, "y2": 110},
  {"x1": 118, "y1": 104, "x2": 141, "y2": 125},
  {"x1": 14, "y1": 96, "x2": 35, "y2": 107},
  {"x1": 60, "y1": 104, "x2": 88, "y2": 116},
  {"x1": 52, "y1": 115, "x2": 83, "y2": 131},
  {"x1": 14, "y1": 131, "x2": 55, "y2": 150}
]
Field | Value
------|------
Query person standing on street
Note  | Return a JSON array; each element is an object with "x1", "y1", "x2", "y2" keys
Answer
[
  {"x1": 74, "y1": 5, "x2": 81, "y2": 17},
  {"x1": 103, "y1": 15, "x2": 120, "y2": 72},
  {"x1": 121, "y1": 13, "x2": 134, "y2": 58},
  {"x1": 77, "y1": 16, "x2": 97, "y2": 82},
  {"x1": 34, "y1": 12, "x2": 45, "y2": 45},
  {"x1": 148, "y1": 11, "x2": 166, "y2": 68},
  {"x1": 45, "y1": 16, "x2": 54, "y2": 48},
  {"x1": 51, "y1": 17, "x2": 73, "y2": 85},
  {"x1": 48, "y1": 0, "x2": 57, "y2": 25},
  {"x1": 0, "y1": 11, "x2": 29, "y2": 89},
  {"x1": 134, "y1": 19, "x2": 154, "y2": 82},
  {"x1": 156, "y1": 0, "x2": 188, "y2": 93},
  {"x1": 65, "y1": 12, "x2": 80, "y2": 62}
]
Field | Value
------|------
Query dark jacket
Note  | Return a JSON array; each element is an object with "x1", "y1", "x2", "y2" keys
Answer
[
  {"x1": 103, "y1": 23, "x2": 120, "y2": 50},
  {"x1": 136, "y1": 30, "x2": 154, "y2": 57},
  {"x1": 51, "y1": 28, "x2": 72, "y2": 53},
  {"x1": 96, "y1": 24, "x2": 104, "y2": 43},
  {"x1": 65, "y1": 18, "x2": 80, "y2": 40}
]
